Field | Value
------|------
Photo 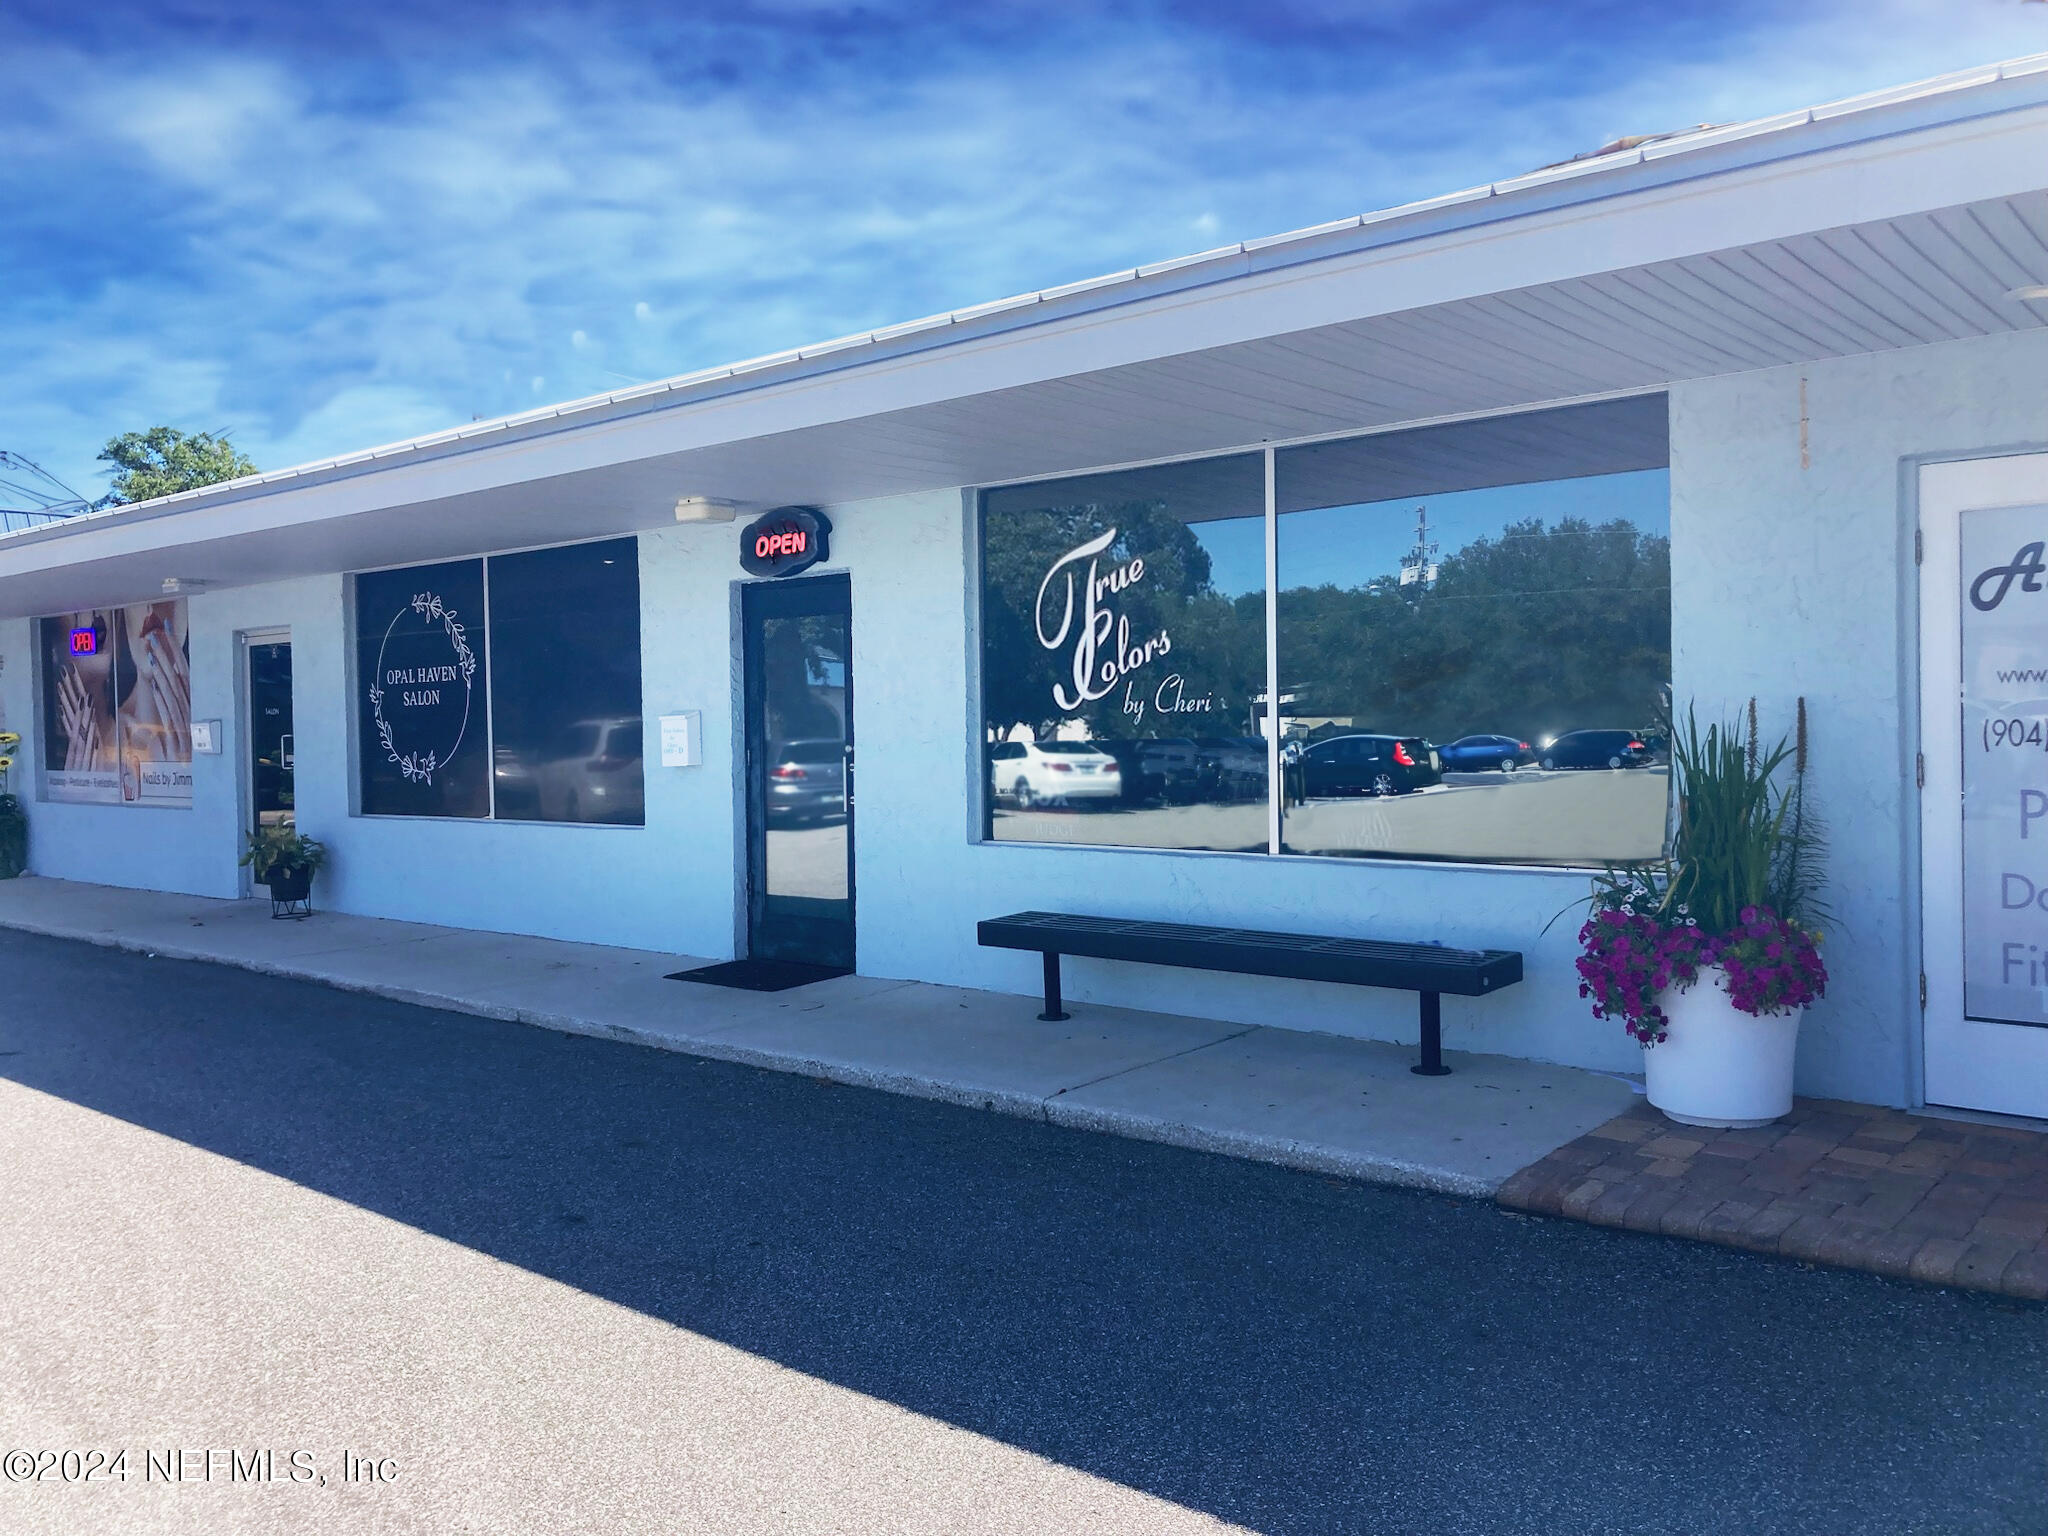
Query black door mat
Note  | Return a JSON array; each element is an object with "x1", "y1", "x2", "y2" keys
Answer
[{"x1": 666, "y1": 958, "x2": 854, "y2": 992}]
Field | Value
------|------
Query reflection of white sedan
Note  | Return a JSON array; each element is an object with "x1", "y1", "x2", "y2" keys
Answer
[
  {"x1": 531, "y1": 717, "x2": 646, "y2": 825},
  {"x1": 990, "y1": 740, "x2": 1122, "y2": 808}
]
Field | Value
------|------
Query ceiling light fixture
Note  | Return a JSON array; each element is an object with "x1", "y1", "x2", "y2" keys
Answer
[
  {"x1": 160, "y1": 577, "x2": 210, "y2": 595},
  {"x1": 2006, "y1": 284, "x2": 2048, "y2": 303}
]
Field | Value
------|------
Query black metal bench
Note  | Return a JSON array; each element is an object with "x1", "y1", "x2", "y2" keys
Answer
[{"x1": 977, "y1": 911, "x2": 1522, "y2": 1076}]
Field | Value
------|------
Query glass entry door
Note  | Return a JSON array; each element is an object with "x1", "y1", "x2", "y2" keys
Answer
[
  {"x1": 246, "y1": 636, "x2": 294, "y2": 828},
  {"x1": 1920, "y1": 453, "x2": 2048, "y2": 1117},
  {"x1": 742, "y1": 575, "x2": 853, "y2": 967}
]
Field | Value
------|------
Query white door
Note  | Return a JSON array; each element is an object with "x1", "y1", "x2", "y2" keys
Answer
[{"x1": 1921, "y1": 453, "x2": 2048, "y2": 1117}]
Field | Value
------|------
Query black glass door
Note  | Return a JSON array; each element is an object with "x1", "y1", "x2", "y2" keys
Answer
[
  {"x1": 247, "y1": 640, "x2": 294, "y2": 827},
  {"x1": 743, "y1": 575, "x2": 853, "y2": 967}
]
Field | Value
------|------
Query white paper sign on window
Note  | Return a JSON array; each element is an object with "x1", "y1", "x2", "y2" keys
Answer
[{"x1": 1961, "y1": 503, "x2": 2048, "y2": 1027}]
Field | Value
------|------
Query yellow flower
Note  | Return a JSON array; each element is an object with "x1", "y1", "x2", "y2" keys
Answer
[
  {"x1": 0, "y1": 757, "x2": 14, "y2": 771},
  {"x1": 0, "y1": 733, "x2": 17, "y2": 747}
]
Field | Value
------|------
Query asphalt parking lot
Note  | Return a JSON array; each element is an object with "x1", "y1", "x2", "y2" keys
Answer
[{"x1": 0, "y1": 928, "x2": 2041, "y2": 1535}]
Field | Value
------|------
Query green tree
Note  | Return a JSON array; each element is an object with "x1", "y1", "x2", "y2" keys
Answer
[
  {"x1": 981, "y1": 498, "x2": 1230, "y2": 740},
  {"x1": 95, "y1": 427, "x2": 257, "y2": 508},
  {"x1": 1275, "y1": 517, "x2": 1671, "y2": 744}
]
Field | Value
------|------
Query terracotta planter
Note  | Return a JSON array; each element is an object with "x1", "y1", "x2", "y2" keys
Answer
[{"x1": 1643, "y1": 963, "x2": 1800, "y2": 1128}]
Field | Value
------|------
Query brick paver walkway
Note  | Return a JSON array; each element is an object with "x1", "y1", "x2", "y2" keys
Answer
[{"x1": 1497, "y1": 1097, "x2": 2048, "y2": 1299}]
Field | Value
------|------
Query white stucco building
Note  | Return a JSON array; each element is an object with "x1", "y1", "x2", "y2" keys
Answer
[{"x1": 5, "y1": 58, "x2": 2048, "y2": 1119}]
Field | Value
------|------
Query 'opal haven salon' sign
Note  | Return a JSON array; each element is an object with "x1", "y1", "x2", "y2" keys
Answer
[
  {"x1": 740, "y1": 506, "x2": 832, "y2": 578},
  {"x1": 368, "y1": 590, "x2": 478, "y2": 786}
]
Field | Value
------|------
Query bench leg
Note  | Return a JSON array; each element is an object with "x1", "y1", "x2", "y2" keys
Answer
[
  {"x1": 1411, "y1": 991, "x2": 1450, "y2": 1076},
  {"x1": 1039, "y1": 951, "x2": 1071, "y2": 1022}
]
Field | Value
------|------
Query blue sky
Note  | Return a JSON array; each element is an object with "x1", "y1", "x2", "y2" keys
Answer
[
  {"x1": 4, "y1": 1, "x2": 2047, "y2": 503},
  {"x1": 1196, "y1": 470, "x2": 1669, "y2": 597}
]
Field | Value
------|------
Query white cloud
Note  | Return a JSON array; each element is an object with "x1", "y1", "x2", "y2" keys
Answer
[{"x1": 3, "y1": 1, "x2": 2044, "y2": 490}]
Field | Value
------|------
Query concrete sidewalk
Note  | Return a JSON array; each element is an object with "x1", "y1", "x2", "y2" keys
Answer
[{"x1": 0, "y1": 876, "x2": 1636, "y2": 1198}]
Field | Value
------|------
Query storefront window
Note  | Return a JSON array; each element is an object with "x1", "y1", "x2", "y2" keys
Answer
[
  {"x1": 353, "y1": 538, "x2": 643, "y2": 823},
  {"x1": 37, "y1": 600, "x2": 193, "y2": 807},
  {"x1": 977, "y1": 396, "x2": 1673, "y2": 866},
  {"x1": 487, "y1": 538, "x2": 643, "y2": 825},
  {"x1": 980, "y1": 455, "x2": 1268, "y2": 851},
  {"x1": 1275, "y1": 399, "x2": 1671, "y2": 864}
]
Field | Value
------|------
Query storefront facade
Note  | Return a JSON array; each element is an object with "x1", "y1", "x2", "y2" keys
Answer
[{"x1": 4, "y1": 61, "x2": 2048, "y2": 1116}]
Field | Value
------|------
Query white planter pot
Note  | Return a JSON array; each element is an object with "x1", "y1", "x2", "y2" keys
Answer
[{"x1": 1642, "y1": 964, "x2": 1800, "y2": 1129}]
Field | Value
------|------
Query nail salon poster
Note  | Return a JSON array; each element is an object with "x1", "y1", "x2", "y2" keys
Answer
[
  {"x1": 1961, "y1": 505, "x2": 2048, "y2": 1026},
  {"x1": 39, "y1": 600, "x2": 193, "y2": 807}
]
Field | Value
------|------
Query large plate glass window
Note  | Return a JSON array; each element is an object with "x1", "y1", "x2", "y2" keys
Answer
[
  {"x1": 487, "y1": 537, "x2": 643, "y2": 825},
  {"x1": 1275, "y1": 397, "x2": 1671, "y2": 865},
  {"x1": 37, "y1": 600, "x2": 193, "y2": 807},
  {"x1": 353, "y1": 538, "x2": 643, "y2": 823},
  {"x1": 981, "y1": 454, "x2": 1268, "y2": 851}
]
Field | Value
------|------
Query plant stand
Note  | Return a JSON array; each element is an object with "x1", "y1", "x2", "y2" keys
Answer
[{"x1": 264, "y1": 867, "x2": 314, "y2": 920}]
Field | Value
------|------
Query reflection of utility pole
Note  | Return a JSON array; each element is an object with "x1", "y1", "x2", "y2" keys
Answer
[{"x1": 1398, "y1": 506, "x2": 1439, "y2": 593}]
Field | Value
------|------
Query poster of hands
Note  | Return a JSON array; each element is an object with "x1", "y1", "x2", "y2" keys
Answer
[{"x1": 40, "y1": 601, "x2": 193, "y2": 806}]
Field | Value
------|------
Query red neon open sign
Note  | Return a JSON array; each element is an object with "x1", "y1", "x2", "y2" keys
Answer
[
  {"x1": 754, "y1": 528, "x2": 807, "y2": 560},
  {"x1": 69, "y1": 627, "x2": 98, "y2": 657},
  {"x1": 739, "y1": 507, "x2": 831, "y2": 578}
]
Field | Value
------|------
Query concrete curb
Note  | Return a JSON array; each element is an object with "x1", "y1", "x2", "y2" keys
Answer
[{"x1": 0, "y1": 913, "x2": 1504, "y2": 1201}]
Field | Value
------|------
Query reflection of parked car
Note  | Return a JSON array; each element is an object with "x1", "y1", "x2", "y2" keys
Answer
[
  {"x1": 1439, "y1": 734, "x2": 1534, "y2": 772},
  {"x1": 1297, "y1": 733, "x2": 1442, "y2": 797},
  {"x1": 989, "y1": 739, "x2": 1122, "y2": 808},
  {"x1": 494, "y1": 744, "x2": 542, "y2": 819},
  {"x1": 1195, "y1": 737, "x2": 1268, "y2": 801},
  {"x1": 532, "y1": 717, "x2": 646, "y2": 824},
  {"x1": 767, "y1": 738, "x2": 847, "y2": 823},
  {"x1": 1539, "y1": 730, "x2": 1653, "y2": 770},
  {"x1": 1138, "y1": 738, "x2": 1201, "y2": 802},
  {"x1": 1088, "y1": 740, "x2": 1159, "y2": 803}
]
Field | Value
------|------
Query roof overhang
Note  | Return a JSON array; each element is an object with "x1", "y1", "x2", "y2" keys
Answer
[{"x1": 5, "y1": 57, "x2": 2048, "y2": 617}]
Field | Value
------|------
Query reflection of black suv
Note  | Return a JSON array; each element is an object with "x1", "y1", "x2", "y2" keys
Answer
[
  {"x1": 1539, "y1": 730, "x2": 1653, "y2": 770},
  {"x1": 1297, "y1": 734, "x2": 1442, "y2": 797}
]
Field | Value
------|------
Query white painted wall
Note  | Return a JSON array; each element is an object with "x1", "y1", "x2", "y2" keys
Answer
[
  {"x1": 9, "y1": 326, "x2": 2048, "y2": 1102},
  {"x1": 1671, "y1": 326, "x2": 2048, "y2": 1106},
  {"x1": 0, "y1": 525, "x2": 750, "y2": 958}
]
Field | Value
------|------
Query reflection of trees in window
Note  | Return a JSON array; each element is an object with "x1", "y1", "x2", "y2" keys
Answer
[
  {"x1": 1279, "y1": 516, "x2": 1670, "y2": 744},
  {"x1": 982, "y1": 500, "x2": 1266, "y2": 740},
  {"x1": 763, "y1": 615, "x2": 847, "y2": 745}
]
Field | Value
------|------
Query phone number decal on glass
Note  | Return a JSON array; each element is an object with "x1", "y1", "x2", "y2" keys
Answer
[{"x1": 1981, "y1": 716, "x2": 2048, "y2": 752}]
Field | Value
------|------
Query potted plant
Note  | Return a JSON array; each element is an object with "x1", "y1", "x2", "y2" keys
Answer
[
  {"x1": 0, "y1": 732, "x2": 24, "y2": 879},
  {"x1": 1573, "y1": 699, "x2": 1828, "y2": 1127},
  {"x1": 240, "y1": 822, "x2": 327, "y2": 916}
]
